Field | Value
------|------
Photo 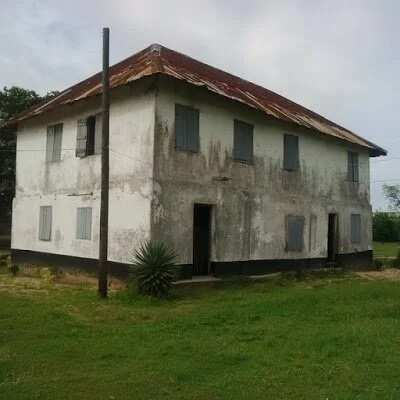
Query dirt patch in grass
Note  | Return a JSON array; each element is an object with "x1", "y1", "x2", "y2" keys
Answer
[
  {"x1": 0, "y1": 275, "x2": 50, "y2": 294},
  {"x1": 0, "y1": 265, "x2": 127, "y2": 293},
  {"x1": 55, "y1": 271, "x2": 126, "y2": 290},
  {"x1": 356, "y1": 268, "x2": 400, "y2": 281}
]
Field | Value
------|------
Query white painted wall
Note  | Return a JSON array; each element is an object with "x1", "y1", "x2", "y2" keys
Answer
[
  {"x1": 12, "y1": 75, "x2": 373, "y2": 266},
  {"x1": 153, "y1": 77, "x2": 372, "y2": 264},
  {"x1": 12, "y1": 82, "x2": 155, "y2": 263}
]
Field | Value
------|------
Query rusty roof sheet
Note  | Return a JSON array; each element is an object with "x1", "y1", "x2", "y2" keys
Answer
[{"x1": 9, "y1": 44, "x2": 386, "y2": 156}]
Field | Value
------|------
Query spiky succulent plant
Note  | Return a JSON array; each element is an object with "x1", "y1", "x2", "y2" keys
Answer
[{"x1": 130, "y1": 241, "x2": 177, "y2": 298}]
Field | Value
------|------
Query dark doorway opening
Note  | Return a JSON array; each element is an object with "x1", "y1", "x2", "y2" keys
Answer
[
  {"x1": 327, "y1": 213, "x2": 338, "y2": 262},
  {"x1": 193, "y1": 204, "x2": 212, "y2": 276}
]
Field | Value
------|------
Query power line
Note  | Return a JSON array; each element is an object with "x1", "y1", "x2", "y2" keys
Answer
[
  {"x1": 0, "y1": 148, "x2": 75, "y2": 152},
  {"x1": 371, "y1": 157, "x2": 400, "y2": 163},
  {"x1": 372, "y1": 179, "x2": 400, "y2": 184}
]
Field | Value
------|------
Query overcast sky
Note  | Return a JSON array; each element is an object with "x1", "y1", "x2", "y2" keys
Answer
[{"x1": 2, "y1": 0, "x2": 399, "y2": 209}]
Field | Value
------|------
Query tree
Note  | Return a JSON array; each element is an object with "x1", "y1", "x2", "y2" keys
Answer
[
  {"x1": 373, "y1": 212, "x2": 400, "y2": 242},
  {"x1": 0, "y1": 86, "x2": 59, "y2": 225},
  {"x1": 383, "y1": 184, "x2": 400, "y2": 211}
]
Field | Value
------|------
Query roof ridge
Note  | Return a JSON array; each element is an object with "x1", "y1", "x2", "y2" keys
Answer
[{"x1": 5, "y1": 43, "x2": 386, "y2": 156}]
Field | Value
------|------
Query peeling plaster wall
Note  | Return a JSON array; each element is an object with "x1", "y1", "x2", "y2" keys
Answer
[
  {"x1": 12, "y1": 80, "x2": 156, "y2": 263},
  {"x1": 152, "y1": 76, "x2": 372, "y2": 265}
]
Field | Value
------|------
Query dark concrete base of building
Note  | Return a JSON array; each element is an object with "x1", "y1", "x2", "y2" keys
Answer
[
  {"x1": 11, "y1": 249, "x2": 130, "y2": 279},
  {"x1": 336, "y1": 250, "x2": 373, "y2": 269},
  {"x1": 11, "y1": 249, "x2": 373, "y2": 280}
]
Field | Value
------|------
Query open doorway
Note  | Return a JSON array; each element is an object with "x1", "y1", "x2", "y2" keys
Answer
[
  {"x1": 193, "y1": 204, "x2": 212, "y2": 276},
  {"x1": 327, "y1": 213, "x2": 338, "y2": 262}
]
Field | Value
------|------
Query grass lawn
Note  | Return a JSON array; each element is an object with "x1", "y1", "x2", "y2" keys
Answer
[
  {"x1": 373, "y1": 241, "x2": 400, "y2": 258},
  {"x1": 1, "y1": 271, "x2": 400, "y2": 399}
]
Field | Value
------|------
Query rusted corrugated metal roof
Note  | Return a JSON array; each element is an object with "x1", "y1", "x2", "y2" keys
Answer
[{"x1": 8, "y1": 43, "x2": 386, "y2": 156}]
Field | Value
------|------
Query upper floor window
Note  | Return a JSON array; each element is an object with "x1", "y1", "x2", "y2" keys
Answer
[
  {"x1": 233, "y1": 120, "x2": 253, "y2": 163},
  {"x1": 76, "y1": 114, "x2": 102, "y2": 158},
  {"x1": 347, "y1": 151, "x2": 359, "y2": 182},
  {"x1": 39, "y1": 206, "x2": 52, "y2": 241},
  {"x1": 46, "y1": 123, "x2": 63, "y2": 162},
  {"x1": 351, "y1": 214, "x2": 361, "y2": 244},
  {"x1": 175, "y1": 104, "x2": 199, "y2": 152},
  {"x1": 283, "y1": 134, "x2": 299, "y2": 171}
]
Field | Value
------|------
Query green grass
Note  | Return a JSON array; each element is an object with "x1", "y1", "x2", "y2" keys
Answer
[
  {"x1": 373, "y1": 241, "x2": 400, "y2": 258},
  {"x1": 1, "y1": 272, "x2": 400, "y2": 399}
]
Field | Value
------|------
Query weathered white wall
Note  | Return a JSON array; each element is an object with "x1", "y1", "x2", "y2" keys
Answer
[
  {"x1": 12, "y1": 75, "x2": 373, "y2": 267},
  {"x1": 152, "y1": 76, "x2": 372, "y2": 264},
  {"x1": 12, "y1": 81, "x2": 155, "y2": 263}
]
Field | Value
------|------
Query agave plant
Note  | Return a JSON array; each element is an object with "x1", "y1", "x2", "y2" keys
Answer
[{"x1": 130, "y1": 240, "x2": 177, "y2": 298}]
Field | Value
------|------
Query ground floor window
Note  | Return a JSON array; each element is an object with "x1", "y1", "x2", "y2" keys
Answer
[
  {"x1": 76, "y1": 207, "x2": 92, "y2": 240},
  {"x1": 286, "y1": 215, "x2": 304, "y2": 252},
  {"x1": 351, "y1": 214, "x2": 361, "y2": 244},
  {"x1": 39, "y1": 206, "x2": 52, "y2": 241}
]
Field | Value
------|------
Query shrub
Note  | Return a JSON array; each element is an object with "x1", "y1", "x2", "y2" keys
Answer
[
  {"x1": 374, "y1": 259, "x2": 384, "y2": 271},
  {"x1": 129, "y1": 241, "x2": 177, "y2": 298},
  {"x1": 0, "y1": 255, "x2": 10, "y2": 269},
  {"x1": 391, "y1": 249, "x2": 400, "y2": 269},
  {"x1": 8, "y1": 264, "x2": 19, "y2": 276},
  {"x1": 40, "y1": 267, "x2": 56, "y2": 283}
]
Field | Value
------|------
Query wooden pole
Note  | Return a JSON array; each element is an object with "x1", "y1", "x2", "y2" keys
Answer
[{"x1": 98, "y1": 27, "x2": 110, "y2": 298}]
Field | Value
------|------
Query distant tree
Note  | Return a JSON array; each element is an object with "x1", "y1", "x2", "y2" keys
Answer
[
  {"x1": 0, "y1": 87, "x2": 59, "y2": 225},
  {"x1": 383, "y1": 184, "x2": 400, "y2": 211},
  {"x1": 373, "y1": 212, "x2": 400, "y2": 242}
]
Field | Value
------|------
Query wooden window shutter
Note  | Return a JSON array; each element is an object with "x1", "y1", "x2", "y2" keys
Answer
[
  {"x1": 347, "y1": 152, "x2": 353, "y2": 181},
  {"x1": 348, "y1": 152, "x2": 359, "y2": 182},
  {"x1": 46, "y1": 126, "x2": 55, "y2": 162},
  {"x1": 94, "y1": 114, "x2": 103, "y2": 155},
  {"x1": 175, "y1": 104, "x2": 199, "y2": 152},
  {"x1": 76, "y1": 207, "x2": 92, "y2": 240},
  {"x1": 351, "y1": 214, "x2": 361, "y2": 243},
  {"x1": 286, "y1": 215, "x2": 304, "y2": 252},
  {"x1": 76, "y1": 119, "x2": 88, "y2": 157},
  {"x1": 39, "y1": 206, "x2": 52, "y2": 241},
  {"x1": 234, "y1": 120, "x2": 254, "y2": 162},
  {"x1": 53, "y1": 124, "x2": 63, "y2": 161},
  {"x1": 284, "y1": 134, "x2": 299, "y2": 171},
  {"x1": 353, "y1": 153, "x2": 359, "y2": 182}
]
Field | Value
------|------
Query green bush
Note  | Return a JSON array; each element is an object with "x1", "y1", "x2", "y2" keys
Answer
[
  {"x1": 373, "y1": 212, "x2": 400, "y2": 242},
  {"x1": 374, "y1": 259, "x2": 384, "y2": 271},
  {"x1": 8, "y1": 264, "x2": 19, "y2": 276},
  {"x1": 129, "y1": 241, "x2": 177, "y2": 298},
  {"x1": 0, "y1": 254, "x2": 10, "y2": 269},
  {"x1": 391, "y1": 249, "x2": 400, "y2": 269}
]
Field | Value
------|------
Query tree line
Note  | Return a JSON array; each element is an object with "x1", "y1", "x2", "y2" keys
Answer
[
  {"x1": 373, "y1": 185, "x2": 400, "y2": 242},
  {"x1": 373, "y1": 212, "x2": 400, "y2": 242},
  {"x1": 0, "y1": 87, "x2": 59, "y2": 226}
]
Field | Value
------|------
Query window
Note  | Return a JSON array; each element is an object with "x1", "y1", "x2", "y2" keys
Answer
[
  {"x1": 309, "y1": 214, "x2": 317, "y2": 252},
  {"x1": 286, "y1": 215, "x2": 304, "y2": 252},
  {"x1": 46, "y1": 124, "x2": 63, "y2": 162},
  {"x1": 39, "y1": 206, "x2": 52, "y2": 241},
  {"x1": 347, "y1": 151, "x2": 359, "y2": 182},
  {"x1": 233, "y1": 120, "x2": 253, "y2": 163},
  {"x1": 175, "y1": 104, "x2": 199, "y2": 152},
  {"x1": 76, "y1": 114, "x2": 102, "y2": 157},
  {"x1": 351, "y1": 214, "x2": 361, "y2": 244},
  {"x1": 283, "y1": 134, "x2": 299, "y2": 171},
  {"x1": 76, "y1": 207, "x2": 92, "y2": 240}
]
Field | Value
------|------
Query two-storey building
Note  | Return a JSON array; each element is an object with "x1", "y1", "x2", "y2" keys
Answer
[{"x1": 9, "y1": 44, "x2": 386, "y2": 277}]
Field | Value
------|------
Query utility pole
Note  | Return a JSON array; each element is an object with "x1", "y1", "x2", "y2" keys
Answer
[{"x1": 98, "y1": 27, "x2": 110, "y2": 298}]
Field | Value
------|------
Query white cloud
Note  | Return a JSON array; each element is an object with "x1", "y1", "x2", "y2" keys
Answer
[{"x1": 1, "y1": 0, "x2": 399, "y2": 209}]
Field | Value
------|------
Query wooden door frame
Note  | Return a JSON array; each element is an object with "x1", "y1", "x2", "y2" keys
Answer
[{"x1": 192, "y1": 203, "x2": 214, "y2": 276}]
